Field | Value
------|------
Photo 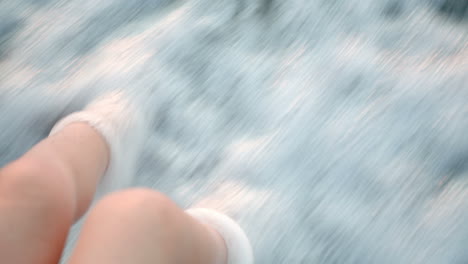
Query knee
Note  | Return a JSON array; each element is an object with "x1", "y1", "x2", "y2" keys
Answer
[{"x1": 94, "y1": 188, "x2": 180, "y2": 226}]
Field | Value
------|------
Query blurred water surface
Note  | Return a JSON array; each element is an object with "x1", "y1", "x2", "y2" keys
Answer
[{"x1": 0, "y1": 0, "x2": 467, "y2": 263}]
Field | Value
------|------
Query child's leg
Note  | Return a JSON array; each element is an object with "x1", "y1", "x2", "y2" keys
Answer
[
  {"x1": 0, "y1": 91, "x2": 143, "y2": 263},
  {"x1": 67, "y1": 188, "x2": 227, "y2": 264},
  {"x1": 0, "y1": 123, "x2": 110, "y2": 264},
  {"x1": 0, "y1": 91, "x2": 252, "y2": 264}
]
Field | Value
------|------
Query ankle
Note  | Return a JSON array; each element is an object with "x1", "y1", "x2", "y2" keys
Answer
[
  {"x1": 185, "y1": 208, "x2": 254, "y2": 264},
  {"x1": 206, "y1": 225, "x2": 228, "y2": 264}
]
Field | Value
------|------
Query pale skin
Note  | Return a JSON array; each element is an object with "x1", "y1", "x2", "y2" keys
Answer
[{"x1": 0, "y1": 122, "x2": 227, "y2": 264}]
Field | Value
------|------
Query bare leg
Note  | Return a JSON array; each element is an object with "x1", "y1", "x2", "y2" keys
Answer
[
  {"x1": 0, "y1": 123, "x2": 109, "y2": 264},
  {"x1": 0, "y1": 92, "x2": 138, "y2": 263},
  {"x1": 68, "y1": 188, "x2": 227, "y2": 264},
  {"x1": 0, "y1": 91, "x2": 248, "y2": 264}
]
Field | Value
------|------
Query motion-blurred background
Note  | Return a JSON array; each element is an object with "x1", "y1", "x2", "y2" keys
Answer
[{"x1": 1, "y1": 0, "x2": 467, "y2": 263}]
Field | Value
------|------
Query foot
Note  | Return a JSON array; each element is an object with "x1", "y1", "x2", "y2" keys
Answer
[
  {"x1": 186, "y1": 208, "x2": 254, "y2": 264},
  {"x1": 50, "y1": 91, "x2": 147, "y2": 197}
]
